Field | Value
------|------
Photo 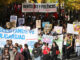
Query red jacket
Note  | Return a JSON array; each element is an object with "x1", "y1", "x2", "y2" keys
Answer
[
  {"x1": 43, "y1": 47, "x2": 50, "y2": 55},
  {"x1": 14, "y1": 52, "x2": 24, "y2": 60}
]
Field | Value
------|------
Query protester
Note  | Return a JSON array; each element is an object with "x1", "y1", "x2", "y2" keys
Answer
[
  {"x1": 15, "y1": 43, "x2": 21, "y2": 52},
  {"x1": 9, "y1": 45, "x2": 15, "y2": 60},
  {"x1": 2, "y1": 48, "x2": 10, "y2": 60},
  {"x1": 51, "y1": 42, "x2": 59, "y2": 60},
  {"x1": 32, "y1": 42, "x2": 42, "y2": 60},
  {"x1": 19, "y1": 45, "x2": 23, "y2": 53},
  {"x1": 22, "y1": 44, "x2": 31, "y2": 60},
  {"x1": 75, "y1": 35, "x2": 80, "y2": 56},
  {"x1": 42, "y1": 43, "x2": 50, "y2": 60},
  {"x1": 9, "y1": 40, "x2": 13, "y2": 46},
  {"x1": 4, "y1": 40, "x2": 10, "y2": 49},
  {"x1": 66, "y1": 35, "x2": 72, "y2": 59},
  {"x1": 62, "y1": 36, "x2": 67, "y2": 59},
  {"x1": 13, "y1": 47, "x2": 24, "y2": 60}
]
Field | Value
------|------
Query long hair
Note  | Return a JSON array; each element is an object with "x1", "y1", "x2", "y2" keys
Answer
[
  {"x1": 3, "y1": 48, "x2": 9, "y2": 55},
  {"x1": 52, "y1": 42, "x2": 59, "y2": 50}
]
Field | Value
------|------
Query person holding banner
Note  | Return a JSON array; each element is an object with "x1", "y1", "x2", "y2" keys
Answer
[{"x1": 2, "y1": 48, "x2": 10, "y2": 60}]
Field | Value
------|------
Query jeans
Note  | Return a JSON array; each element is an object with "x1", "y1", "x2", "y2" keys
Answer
[
  {"x1": 34, "y1": 56, "x2": 41, "y2": 60},
  {"x1": 75, "y1": 46, "x2": 80, "y2": 56}
]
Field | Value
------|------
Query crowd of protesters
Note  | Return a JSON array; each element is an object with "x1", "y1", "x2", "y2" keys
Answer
[
  {"x1": 0, "y1": 39, "x2": 60, "y2": 60},
  {"x1": 0, "y1": 33, "x2": 80, "y2": 60},
  {"x1": 0, "y1": 2, "x2": 80, "y2": 60}
]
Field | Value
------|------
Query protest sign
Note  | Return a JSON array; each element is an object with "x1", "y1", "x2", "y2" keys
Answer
[
  {"x1": 67, "y1": 24, "x2": 78, "y2": 34},
  {"x1": 10, "y1": 15, "x2": 17, "y2": 28},
  {"x1": 42, "y1": 22, "x2": 50, "y2": 28},
  {"x1": 10, "y1": 15, "x2": 17, "y2": 22},
  {"x1": 42, "y1": 35, "x2": 53, "y2": 44},
  {"x1": 0, "y1": 27, "x2": 38, "y2": 49},
  {"x1": 36, "y1": 20, "x2": 41, "y2": 28},
  {"x1": 44, "y1": 24, "x2": 52, "y2": 34},
  {"x1": 54, "y1": 26, "x2": 63, "y2": 34},
  {"x1": 18, "y1": 18, "x2": 25, "y2": 26},
  {"x1": 73, "y1": 23, "x2": 80, "y2": 35}
]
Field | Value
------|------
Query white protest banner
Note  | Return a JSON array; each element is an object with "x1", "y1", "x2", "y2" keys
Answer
[
  {"x1": 10, "y1": 15, "x2": 17, "y2": 22},
  {"x1": 67, "y1": 24, "x2": 78, "y2": 34},
  {"x1": 42, "y1": 35, "x2": 53, "y2": 44},
  {"x1": 36, "y1": 20, "x2": 41, "y2": 28},
  {"x1": 21, "y1": 26, "x2": 30, "y2": 30},
  {"x1": 54, "y1": 26, "x2": 63, "y2": 34},
  {"x1": 0, "y1": 27, "x2": 38, "y2": 49}
]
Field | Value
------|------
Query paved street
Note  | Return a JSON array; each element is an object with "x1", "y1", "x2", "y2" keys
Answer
[{"x1": 0, "y1": 55, "x2": 80, "y2": 60}]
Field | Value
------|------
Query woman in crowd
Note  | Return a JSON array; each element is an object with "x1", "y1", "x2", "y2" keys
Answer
[
  {"x1": 22, "y1": 44, "x2": 31, "y2": 60},
  {"x1": 51, "y1": 42, "x2": 59, "y2": 60},
  {"x1": 15, "y1": 43, "x2": 21, "y2": 53},
  {"x1": 20, "y1": 45, "x2": 23, "y2": 53},
  {"x1": 42, "y1": 43, "x2": 50, "y2": 60},
  {"x1": 32, "y1": 42, "x2": 42, "y2": 60},
  {"x1": 2, "y1": 48, "x2": 10, "y2": 60},
  {"x1": 75, "y1": 35, "x2": 80, "y2": 56}
]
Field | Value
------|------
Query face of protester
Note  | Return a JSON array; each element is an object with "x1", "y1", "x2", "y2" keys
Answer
[
  {"x1": 77, "y1": 36, "x2": 79, "y2": 39},
  {"x1": 53, "y1": 43, "x2": 55, "y2": 47},
  {"x1": 4, "y1": 49, "x2": 9, "y2": 54},
  {"x1": 45, "y1": 44, "x2": 47, "y2": 47},
  {"x1": 9, "y1": 40, "x2": 12, "y2": 45}
]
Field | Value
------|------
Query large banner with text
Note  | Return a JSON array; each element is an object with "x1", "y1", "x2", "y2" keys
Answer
[
  {"x1": 0, "y1": 27, "x2": 38, "y2": 49},
  {"x1": 22, "y1": 3, "x2": 57, "y2": 12}
]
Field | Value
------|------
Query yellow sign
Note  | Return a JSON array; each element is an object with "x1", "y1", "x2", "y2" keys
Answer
[{"x1": 73, "y1": 24, "x2": 80, "y2": 34}]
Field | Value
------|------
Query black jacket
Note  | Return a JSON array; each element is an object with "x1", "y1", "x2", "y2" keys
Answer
[
  {"x1": 51, "y1": 46, "x2": 59, "y2": 56},
  {"x1": 22, "y1": 49, "x2": 31, "y2": 60},
  {"x1": 32, "y1": 47, "x2": 42, "y2": 58}
]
